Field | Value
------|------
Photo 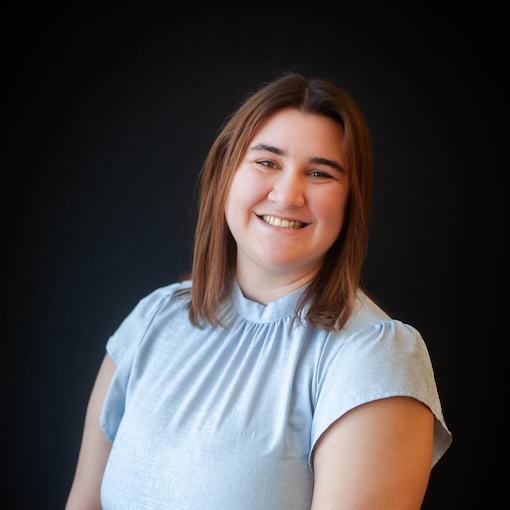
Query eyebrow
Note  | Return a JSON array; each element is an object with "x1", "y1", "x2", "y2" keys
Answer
[
  {"x1": 250, "y1": 143, "x2": 285, "y2": 156},
  {"x1": 249, "y1": 143, "x2": 345, "y2": 173}
]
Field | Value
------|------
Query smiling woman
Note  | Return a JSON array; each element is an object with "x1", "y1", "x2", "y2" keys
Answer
[{"x1": 65, "y1": 72, "x2": 452, "y2": 510}]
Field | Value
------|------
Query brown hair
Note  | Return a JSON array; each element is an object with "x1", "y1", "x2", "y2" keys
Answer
[{"x1": 182, "y1": 72, "x2": 373, "y2": 331}]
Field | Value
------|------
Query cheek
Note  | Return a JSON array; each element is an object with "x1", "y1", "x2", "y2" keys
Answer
[
  {"x1": 316, "y1": 190, "x2": 347, "y2": 217},
  {"x1": 225, "y1": 171, "x2": 257, "y2": 226},
  {"x1": 229, "y1": 169, "x2": 268, "y2": 209},
  {"x1": 315, "y1": 190, "x2": 349, "y2": 228},
  {"x1": 224, "y1": 188, "x2": 238, "y2": 228}
]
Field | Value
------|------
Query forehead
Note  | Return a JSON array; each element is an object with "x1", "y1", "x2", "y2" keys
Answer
[{"x1": 248, "y1": 108, "x2": 345, "y2": 158}]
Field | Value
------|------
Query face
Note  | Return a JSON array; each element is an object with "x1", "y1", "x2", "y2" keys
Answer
[{"x1": 225, "y1": 108, "x2": 349, "y2": 281}]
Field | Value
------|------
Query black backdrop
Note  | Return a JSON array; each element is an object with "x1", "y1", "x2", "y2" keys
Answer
[{"x1": 4, "y1": 3, "x2": 506, "y2": 508}]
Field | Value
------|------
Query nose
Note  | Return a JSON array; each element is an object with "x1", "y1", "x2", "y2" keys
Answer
[{"x1": 267, "y1": 173, "x2": 305, "y2": 208}]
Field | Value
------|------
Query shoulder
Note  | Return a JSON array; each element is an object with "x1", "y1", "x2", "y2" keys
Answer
[
  {"x1": 312, "y1": 289, "x2": 437, "y2": 424},
  {"x1": 134, "y1": 279, "x2": 192, "y2": 314},
  {"x1": 346, "y1": 289, "x2": 399, "y2": 330},
  {"x1": 119, "y1": 279, "x2": 193, "y2": 327},
  {"x1": 310, "y1": 290, "x2": 452, "y2": 469},
  {"x1": 106, "y1": 280, "x2": 192, "y2": 364},
  {"x1": 323, "y1": 289, "x2": 425, "y2": 356}
]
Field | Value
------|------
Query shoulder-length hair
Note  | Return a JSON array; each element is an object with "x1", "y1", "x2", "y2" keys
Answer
[{"x1": 184, "y1": 72, "x2": 373, "y2": 331}]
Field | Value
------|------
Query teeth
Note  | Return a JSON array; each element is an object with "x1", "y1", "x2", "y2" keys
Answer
[{"x1": 261, "y1": 215, "x2": 305, "y2": 229}]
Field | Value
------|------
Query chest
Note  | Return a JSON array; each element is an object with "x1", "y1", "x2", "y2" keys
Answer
[{"x1": 102, "y1": 321, "x2": 320, "y2": 509}]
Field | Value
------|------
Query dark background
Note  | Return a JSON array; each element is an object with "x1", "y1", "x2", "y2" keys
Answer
[{"x1": 4, "y1": 2, "x2": 506, "y2": 508}]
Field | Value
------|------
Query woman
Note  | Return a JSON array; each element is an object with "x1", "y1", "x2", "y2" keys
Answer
[{"x1": 65, "y1": 72, "x2": 452, "y2": 509}]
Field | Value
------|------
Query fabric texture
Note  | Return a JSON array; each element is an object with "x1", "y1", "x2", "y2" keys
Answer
[{"x1": 100, "y1": 280, "x2": 452, "y2": 509}]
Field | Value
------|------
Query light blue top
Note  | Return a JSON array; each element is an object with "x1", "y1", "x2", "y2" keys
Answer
[{"x1": 100, "y1": 280, "x2": 452, "y2": 509}]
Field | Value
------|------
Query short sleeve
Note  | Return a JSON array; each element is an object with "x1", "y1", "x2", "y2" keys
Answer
[
  {"x1": 311, "y1": 320, "x2": 452, "y2": 468},
  {"x1": 99, "y1": 283, "x2": 184, "y2": 441}
]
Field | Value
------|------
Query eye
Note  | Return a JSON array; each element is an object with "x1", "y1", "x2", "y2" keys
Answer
[
  {"x1": 309, "y1": 170, "x2": 333, "y2": 179},
  {"x1": 257, "y1": 160, "x2": 279, "y2": 170}
]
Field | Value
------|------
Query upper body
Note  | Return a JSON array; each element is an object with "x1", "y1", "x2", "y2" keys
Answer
[
  {"x1": 66, "y1": 73, "x2": 452, "y2": 509},
  {"x1": 98, "y1": 279, "x2": 450, "y2": 509}
]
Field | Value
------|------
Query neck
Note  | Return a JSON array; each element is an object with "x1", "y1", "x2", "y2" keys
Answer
[{"x1": 235, "y1": 265, "x2": 319, "y2": 305}]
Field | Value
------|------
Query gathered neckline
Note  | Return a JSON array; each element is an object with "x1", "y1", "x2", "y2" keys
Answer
[{"x1": 231, "y1": 281, "x2": 308, "y2": 324}]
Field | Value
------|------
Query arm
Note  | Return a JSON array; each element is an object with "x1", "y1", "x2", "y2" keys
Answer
[
  {"x1": 310, "y1": 396, "x2": 435, "y2": 510},
  {"x1": 65, "y1": 354, "x2": 116, "y2": 510}
]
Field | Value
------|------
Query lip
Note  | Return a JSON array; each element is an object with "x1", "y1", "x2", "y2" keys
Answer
[{"x1": 257, "y1": 214, "x2": 309, "y2": 229}]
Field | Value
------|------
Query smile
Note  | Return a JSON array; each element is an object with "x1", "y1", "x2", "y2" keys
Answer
[{"x1": 260, "y1": 215, "x2": 306, "y2": 229}]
